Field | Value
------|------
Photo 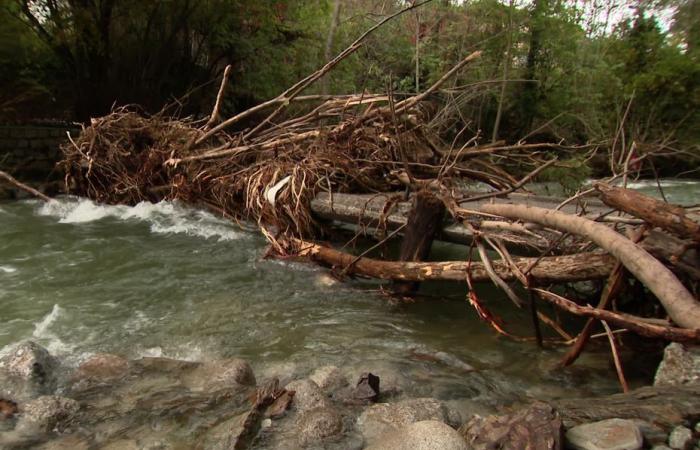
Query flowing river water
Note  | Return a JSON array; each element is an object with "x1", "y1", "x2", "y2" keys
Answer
[{"x1": 0, "y1": 178, "x2": 698, "y2": 448}]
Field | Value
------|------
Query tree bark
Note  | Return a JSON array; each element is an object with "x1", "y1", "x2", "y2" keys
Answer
[
  {"x1": 552, "y1": 384, "x2": 700, "y2": 431},
  {"x1": 480, "y1": 203, "x2": 700, "y2": 330},
  {"x1": 392, "y1": 191, "x2": 446, "y2": 295},
  {"x1": 596, "y1": 182, "x2": 700, "y2": 242},
  {"x1": 534, "y1": 289, "x2": 700, "y2": 343},
  {"x1": 282, "y1": 237, "x2": 615, "y2": 284}
]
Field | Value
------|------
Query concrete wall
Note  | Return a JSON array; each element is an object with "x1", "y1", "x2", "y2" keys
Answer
[{"x1": 0, "y1": 124, "x2": 80, "y2": 182}]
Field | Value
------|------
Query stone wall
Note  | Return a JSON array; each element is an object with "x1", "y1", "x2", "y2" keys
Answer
[{"x1": 0, "y1": 124, "x2": 80, "y2": 182}]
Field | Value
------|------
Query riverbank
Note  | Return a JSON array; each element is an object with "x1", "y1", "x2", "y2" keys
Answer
[{"x1": 1, "y1": 340, "x2": 698, "y2": 449}]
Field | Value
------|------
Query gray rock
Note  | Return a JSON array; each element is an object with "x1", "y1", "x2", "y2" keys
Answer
[
  {"x1": 0, "y1": 341, "x2": 58, "y2": 402},
  {"x1": 652, "y1": 446, "x2": 674, "y2": 450},
  {"x1": 565, "y1": 418, "x2": 643, "y2": 450},
  {"x1": 365, "y1": 420, "x2": 468, "y2": 450},
  {"x1": 285, "y1": 379, "x2": 330, "y2": 412},
  {"x1": 35, "y1": 435, "x2": 90, "y2": 450},
  {"x1": 346, "y1": 362, "x2": 408, "y2": 397},
  {"x1": 460, "y1": 402, "x2": 562, "y2": 450},
  {"x1": 654, "y1": 343, "x2": 700, "y2": 387},
  {"x1": 297, "y1": 407, "x2": 343, "y2": 447},
  {"x1": 309, "y1": 365, "x2": 348, "y2": 392},
  {"x1": 358, "y1": 397, "x2": 456, "y2": 445},
  {"x1": 183, "y1": 358, "x2": 255, "y2": 391},
  {"x1": 695, "y1": 422, "x2": 700, "y2": 433},
  {"x1": 668, "y1": 425, "x2": 693, "y2": 450},
  {"x1": 16, "y1": 395, "x2": 80, "y2": 434},
  {"x1": 0, "y1": 341, "x2": 56, "y2": 380}
]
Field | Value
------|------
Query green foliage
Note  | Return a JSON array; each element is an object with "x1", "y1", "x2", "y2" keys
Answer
[{"x1": 1, "y1": 0, "x2": 698, "y2": 176}]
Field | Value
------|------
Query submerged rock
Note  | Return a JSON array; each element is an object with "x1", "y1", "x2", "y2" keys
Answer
[
  {"x1": 16, "y1": 395, "x2": 80, "y2": 434},
  {"x1": 460, "y1": 402, "x2": 562, "y2": 450},
  {"x1": 357, "y1": 397, "x2": 457, "y2": 445},
  {"x1": 72, "y1": 353, "x2": 129, "y2": 383},
  {"x1": 297, "y1": 406, "x2": 343, "y2": 446},
  {"x1": 565, "y1": 418, "x2": 643, "y2": 450},
  {"x1": 654, "y1": 343, "x2": 700, "y2": 386},
  {"x1": 366, "y1": 420, "x2": 468, "y2": 450},
  {"x1": 309, "y1": 365, "x2": 348, "y2": 392},
  {"x1": 285, "y1": 379, "x2": 330, "y2": 412}
]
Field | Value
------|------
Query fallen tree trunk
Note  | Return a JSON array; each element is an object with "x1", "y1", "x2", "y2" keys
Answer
[
  {"x1": 534, "y1": 289, "x2": 700, "y2": 343},
  {"x1": 552, "y1": 384, "x2": 700, "y2": 431},
  {"x1": 282, "y1": 237, "x2": 615, "y2": 284},
  {"x1": 596, "y1": 182, "x2": 700, "y2": 242},
  {"x1": 480, "y1": 203, "x2": 700, "y2": 330}
]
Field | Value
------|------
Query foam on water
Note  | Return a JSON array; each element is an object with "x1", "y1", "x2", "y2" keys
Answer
[
  {"x1": 31, "y1": 304, "x2": 75, "y2": 356},
  {"x1": 0, "y1": 266, "x2": 17, "y2": 274},
  {"x1": 37, "y1": 197, "x2": 243, "y2": 241}
]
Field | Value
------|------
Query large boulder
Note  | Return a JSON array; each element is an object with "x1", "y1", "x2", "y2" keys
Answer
[
  {"x1": 655, "y1": 344, "x2": 700, "y2": 387},
  {"x1": 285, "y1": 379, "x2": 331, "y2": 412},
  {"x1": 460, "y1": 402, "x2": 562, "y2": 450},
  {"x1": 309, "y1": 365, "x2": 348, "y2": 392},
  {"x1": 366, "y1": 420, "x2": 468, "y2": 450},
  {"x1": 358, "y1": 397, "x2": 458, "y2": 445},
  {"x1": 565, "y1": 418, "x2": 643, "y2": 450},
  {"x1": 0, "y1": 341, "x2": 58, "y2": 402},
  {"x1": 183, "y1": 358, "x2": 256, "y2": 391},
  {"x1": 297, "y1": 406, "x2": 344, "y2": 447},
  {"x1": 15, "y1": 395, "x2": 80, "y2": 434}
]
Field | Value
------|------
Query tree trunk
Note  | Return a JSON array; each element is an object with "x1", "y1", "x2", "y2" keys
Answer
[
  {"x1": 282, "y1": 237, "x2": 616, "y2": 284},
  {"x1": 392, "y1": 191, "x2": 446, "y2": 295},
  {"x1": 480, "y1": 203, "x2": 700, "y2": 330},
  {"x1": 596, "y1": 182, "x2": 700, "y2": 242}
]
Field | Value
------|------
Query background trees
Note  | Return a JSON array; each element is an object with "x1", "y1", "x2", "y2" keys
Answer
[{"x1": 0, "y1": 0, "x2": 697, "y2": 174}]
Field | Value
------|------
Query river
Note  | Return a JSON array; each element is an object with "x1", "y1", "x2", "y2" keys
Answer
[{"x1": 0, "y1": 178, "x2": 697, "y2": 448}]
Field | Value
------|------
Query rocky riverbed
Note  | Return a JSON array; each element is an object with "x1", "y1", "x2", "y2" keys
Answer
[{"x1": 1, "y1": 341, "x2": 698, "y2": 450}]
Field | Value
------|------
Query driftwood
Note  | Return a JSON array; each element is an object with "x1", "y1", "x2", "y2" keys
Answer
[
  {"x1": 0, "y1": 170, "x2": 51, "y2": 202},
  {"x1": 283, "y1": 237, "x2": 615, "y2": 284},
  {"x1": 552, "y1": 384, "x2": 700, "y2": 431},
  {"x1": 480, "y1": 203, "x2": 700, "y2": 330},
  {"x1": 596, "y1": 182, "x2": 700, "y2": 242},
  {"x1": 534, "y1": 289, "x2": 700, "y2": 343}
]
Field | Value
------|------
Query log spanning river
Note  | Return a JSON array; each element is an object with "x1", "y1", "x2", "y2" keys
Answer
[{"x1": 0, "y1": 179, "x2": 698, "y2": 448}]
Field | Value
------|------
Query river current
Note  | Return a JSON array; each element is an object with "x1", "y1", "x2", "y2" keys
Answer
[{"x1": 1, "y1": 178, "x2": 697, "y2": 447}]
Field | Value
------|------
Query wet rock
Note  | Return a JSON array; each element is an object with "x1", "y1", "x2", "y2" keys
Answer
[
  {"x1": 633, "y1": 419, "x2": 668, "y2": 447},
  {"x1": 0, "y1": 341, "x2": 58, "y2": 402},
  {"x1": 183, "y1": 358, "x2": 256, "y2": 391},
  {"x1": 668, "y1": 426, "x2": 693, "y2": 450},
  {"x1": 35, "y1": 435, "x2": 90, "y2": 450},
  {"x1": 654, "y1": 343, "x2": 700, "y2": 386},
  {"x1": 16, "y1": 395, "x2": 80, "y2": 434},
  {"x1": 366, "y1": 420, "x2": 468, "y2": 450},
  {"x1": 285, "y1": 379, "x2": 330, "y2": 412},
  {"x1": 309, "y1": 365, "x2": 348, "y2": 392},
  {"x1": 350, "y1": 372, "x2": 380, "y2": 404},
  {"x1": 459, "y1": 402, "x2": 562, "y2": 450},
  {"x1": 72, "y1": 353, "x2": 129, "y2": 382},
  {"x1": 653, "y1": 446, "x2": 674, "y2": 450},
  {"x1": 346, "y1": 362, "x2": 408, "y2": 398},
  {"x1": 297, "y1": 406, "x2": 343, "y2": 447},
  {"x1": 358, "y1": 397, "x2": 457, "y2": 445},
  {"x1": 565, "y1": 418, "x2": 643, "y2": 450},
  {"x1": 100, "y1": 439, "x2": 140, "y2": 450},
  {"x1": 0, "y1": 398, "x2": 18, "y2": 420}
]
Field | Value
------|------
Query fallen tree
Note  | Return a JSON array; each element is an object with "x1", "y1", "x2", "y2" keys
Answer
[
  {"x1": 479, "y1": 203, "x2": 700, "y2": 330},
  {"x1": 282, "y1": 237, "x2": 615, "y2": 284}
]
